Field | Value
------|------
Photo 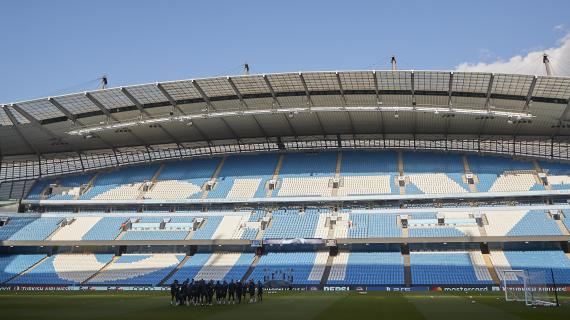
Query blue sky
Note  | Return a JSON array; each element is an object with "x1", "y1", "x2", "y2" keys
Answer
[{"x1": 0, "y1": 0, "x2": 569, "y2": 103}]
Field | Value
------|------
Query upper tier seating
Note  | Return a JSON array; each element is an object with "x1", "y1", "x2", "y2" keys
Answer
[
  {"x1": 341, "y1": 151, "x2": 398, "y2": 175},
  {"x1": 410, "y1": 251, "x2": 493, "y2": 285},
  {"x1": 146, "y1": 158, "x2": 221, "y2": 200},
  {"x1": 81, "y1": 164, "x2": 160, "y2": 200},
  {"x1": 540, "y1": 161, "x2": 570, "y2": 190},
  {"x1": 248, "y1": 252, "x2": 321, "y2": 285},
  {"x1": 88, "y1": 254, "x2": 183, "y2": 285},
  {"x1": 274, "y1": 153, "x2": 337, "y2": 197},
  {"x1": 328, "y1": 251, "x2": 404, "y2": 285},
  {"x1": 0, "y1": 254, "x2": 47, "y2": 283},
  {"x1": 467, "y1": 155, "x2": 541, "y2": 192},
  {"x1": 403, "y1": 152, "x2": 470, "y2": 195},
  {"x1": 208, "y1": 154, "x2": 278, "y2": 199},
  {"x1": 24, "y1": 151, "x2": 570, "y2": 202},
  {"x1": 9, "y1": 254, "x2": 114, "y2": 285}
]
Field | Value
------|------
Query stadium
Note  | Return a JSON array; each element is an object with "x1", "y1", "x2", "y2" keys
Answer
[{"x1": 1, "y1": 67, "x2": 570, "y2": 318}]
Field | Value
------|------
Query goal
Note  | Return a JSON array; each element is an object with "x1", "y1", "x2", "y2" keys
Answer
[{"x1": 501, "y1": 269, "x2": 559, "y2": 307}]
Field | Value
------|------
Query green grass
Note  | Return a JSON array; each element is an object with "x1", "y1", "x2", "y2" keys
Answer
[{"x1": 0, "y1": 291, "x2": 568, "y2": 320}]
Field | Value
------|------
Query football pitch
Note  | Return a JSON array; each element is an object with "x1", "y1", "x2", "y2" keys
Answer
[{"x1": 0, "y1": 291, "x2": 568, "y2": 320}]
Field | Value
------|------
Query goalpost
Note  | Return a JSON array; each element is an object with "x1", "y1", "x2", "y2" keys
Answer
[{"x1": 501, "y1": 269, "x2": 559, "y2": 307}]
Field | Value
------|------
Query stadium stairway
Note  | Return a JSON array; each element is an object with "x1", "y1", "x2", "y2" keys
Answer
[
  {"x1": 241, "y1": 255, "x2": 260, "y2": 282},
  {"x1": 266, "y1": 154, "x2": 284, "y2": 197},
  {"x1": 4, "y1": 255, "x2": 50, "y2": 284},
  {"x1": 144, "y1": 164, "x2": 165, "y2": 197},
  {"x1": 319, "y1": 254, "x2": 334, "y2": 287},
  {"x1": 44, "y1": 222, "x2": 65, "y2": 241},
  {"x1": 114, "y1": 229, "x2": 127, "y2": 240},
  {"x1": 463, "y1": 155, "x2": 478, "y2": 192},
  {"x1": 158, "y1": 255, "x2": 190, "y2": 285},
  {"x1": 81, "y1": 255, "x2": 120, "y2": 285},
  {"x1": 482, "y1": 253, "x2": 500, "y2": 284},
  {"x1": 403, "y1": 253, "x2": 411, "y2": 286},
  {"x1": 77, "y1": 172, "x2": 100, "y2": 200},
  {"x1": 201, "y1": 156, "x2": 227, "y2": 199},
  {"x1": 555, "y1": 219, "x2": 570, "y2": 235},
  {"x1": 331, "y1": 153, "x2": 342, "y2": 197}
]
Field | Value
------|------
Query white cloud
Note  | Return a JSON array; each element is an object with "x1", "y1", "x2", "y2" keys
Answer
[{"x1": 455, "y1": 34, "x2": 570, "y2": 76}]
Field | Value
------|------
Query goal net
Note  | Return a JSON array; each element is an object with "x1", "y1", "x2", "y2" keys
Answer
[{"x1": 501, "y1": 269, "x2": 558, "y2": 307}]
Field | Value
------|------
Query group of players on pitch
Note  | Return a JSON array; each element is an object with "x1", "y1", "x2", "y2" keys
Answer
[{"x1": 170, "y1": 279, "x2": 263, "y2": 306}]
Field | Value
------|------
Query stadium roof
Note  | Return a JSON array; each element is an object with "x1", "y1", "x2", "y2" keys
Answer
[{"x1": 1, "y1": 70, "x2": 570, "y2": 157}]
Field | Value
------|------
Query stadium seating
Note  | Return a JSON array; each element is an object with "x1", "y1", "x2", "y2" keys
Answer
[
  {"x1": 328, "y1": 252, "x2": 404, "y2": 285},
  {"x1": 274, "y1": 153, "x2": 336, "y2": 197},
  {"x1": 80, "y1": 164, "x2": 160, "y2": 200},
  {"x1": 88, "y1": 254, "x2": 184, "y2": 285},
  {"x1": 491, "y1": 250, "x2": 570, "y2": 284},
  {"x1": 345, "y1": 212, "x2": 402, "y2": 238},
  {"x1": 9, "y1": 254, "x2": 114, "y2": 285},
  {"x1": 173, "y1": 252, "x2": 255, "y2": 282},
  {"x1": 248, "y1": 252, "x2": 321, "y2": 285},
  {"x1": 262, "y1": 209, "x2": 323, "y2": 239},
  {"x1": 2, "y1": 217, "x2": 61, "y2": 241},
  {"x1": 0, "y1": 254, "x2": 47, "y2": 283},
  {"x1": 81, "y1": 217, "x2": 126, "y2": 240},
  {"x1": 484, "y1": 210, "x2": 562, "y2": 236},
  {"x1": 410, "y1": 251, "x2": 493, "y2": 285},
  {"x1": 208, "y1": 154, "x2": 278, "y2": 199},
  {"x1": 51, "y1": 217, "x2": 103, "y2": 240}
]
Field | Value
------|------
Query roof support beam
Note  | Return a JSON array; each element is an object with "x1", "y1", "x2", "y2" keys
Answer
[
  {"x1": 336, "y1": 72, "x2": 355, "y2": 135},
  {"x1": 191, "y1": 80, "x2": 240, "y2": 141},
  {"x1": 227, "y1": 77, "x2": 268, "y2": 137},
  {"x1": 155, "y1": 83, "x2": 210, "y2": 145},
  {"x1": 411, "y1": 71, "x2": 417, "y2": 135},
  {"x1": 478, "y1": 74, "x2": 496, "y2": 136},
  {"x1": 84, "y1": 92, "x2": 148, "y2": 147},
  {"x1": 299, "y1": 73, "x2": 326, "y2": 136},
  {"x1": 513, "y1": 76, "x2": 538, "y2": 136},
  {"x1": 484, "y1": 74, "x2": 495, "y2": 112},
  {"x1": 3, "y1": 107, "x2": 41, "y2": 155},
  {"x1": 10, "y1": 104, "x2": 58, "y2": 140},
  {"x1": 444, "y1": 72, "x2": 454, "y2": 135},
  {"x1": 448, "y1": 72, "x2": 454, "y2": 106},
  {"x1": 263, "y1": 75, "x2": 298, "y2": 137},
  {"x1": 155, "y1": 83, "x2": 185, "y2": 116},
  {"x1": 121, "y1": 87, "x2": 182, "y2": 144},
  {"x1": 48, "y1": 98, "x2": 77, "y2": 123},
  {"x1": 373, "y1": 71, "x2": 386, "y2": 137}
]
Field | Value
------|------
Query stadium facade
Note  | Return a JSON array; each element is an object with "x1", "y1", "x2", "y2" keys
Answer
[{"x1": 0, "y1": 70, "x2": 570, "y2": 291}]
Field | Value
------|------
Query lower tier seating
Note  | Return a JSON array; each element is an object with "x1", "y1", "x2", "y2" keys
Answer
[
  {"x1": 327, "y1": 252, "x2": 404, "y2": 285},
  {"x1": 9, "y1": 254, "x2": 114, "y2": 285},
  {"x1": 87, "y1": 254, "x2": 184, "y2": 285},
  {"x1": 248, "y1": 252, "x2": 320, "y2": 285},
  {"x1": 410, "y1": 251, "x2": 493, "y2": 285}
]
